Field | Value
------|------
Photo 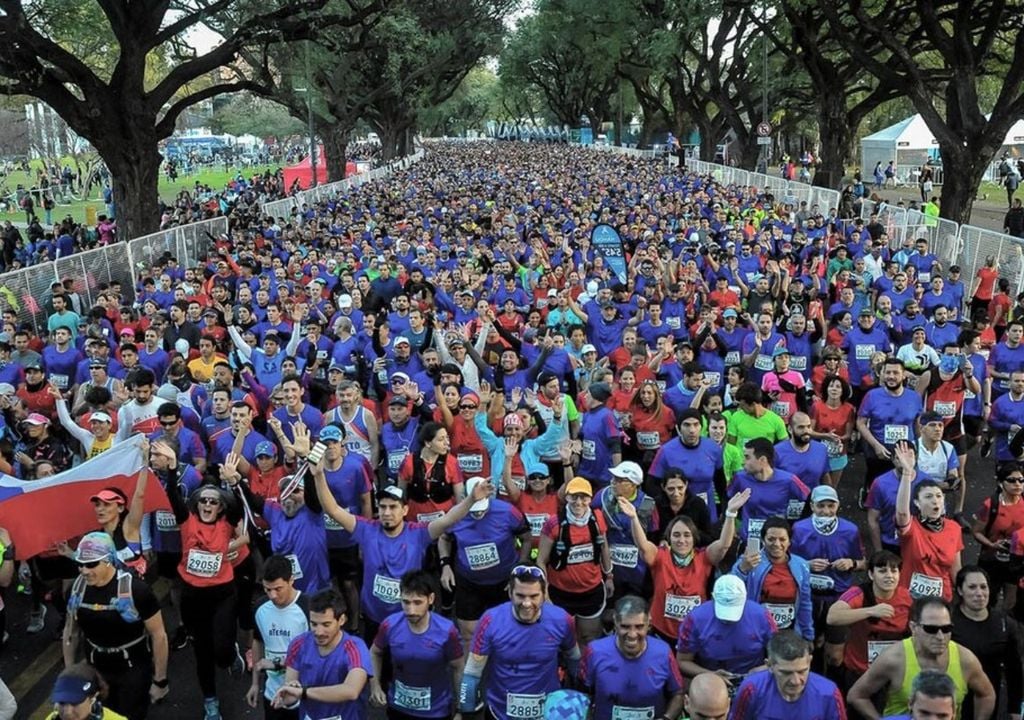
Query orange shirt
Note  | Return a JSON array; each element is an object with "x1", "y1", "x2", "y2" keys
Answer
[
  {"x1": 542, "y1": 510, "x2": 608, "y2": 592},
  {"x1": 898, "y1": 520, "x2": 963, "y2": 601},
  {"x1": 648, "y1": 546, "x2": 714, "y2": 640},
  {"x1": 515, "y1": 492, "x2": 560, "y2": 549}
]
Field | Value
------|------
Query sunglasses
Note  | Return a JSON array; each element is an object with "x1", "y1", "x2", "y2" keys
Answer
[
  {"x1": 198, "y1": 497, "x2": 221, "y2": 506},
  {"x1": 459, "y1": 404, "x2": 478, "y2": 410},
  {"x1": 160, "y1": 420, "x2": 177, "y2": 427},
  {"x1": 510, "y1": 564, "x2": 546, "y2": 581},
  {"x1": 1005, "y1": 477, "x2": 1024, "y2": 484},
  {"x1": 918, "y1": 623, "x2": 954, "y2": 635},
  {"x1": 77, "y1": 560, "x2": 103, "y2": 569}
]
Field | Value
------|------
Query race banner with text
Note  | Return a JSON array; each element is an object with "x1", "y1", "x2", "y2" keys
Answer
[{"x1": 590, "y1": 223, "x2": 628, "y2": 284}]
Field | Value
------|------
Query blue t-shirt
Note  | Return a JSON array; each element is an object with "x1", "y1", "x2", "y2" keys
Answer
[
  {"x1": 729, "y1": 669, "x2": 845, "y2": 720},
  {"x1": 286, "y1": 631, "x2": 372, "y2": 720},
  {"x1": 579, "y1": 635, "x2": 683, "y2": 720},
  {"x1": 448, "y1": 500, "x2": 529, "y2": 585},
  {"x1": 790, "y1": 517, "x2": 864, "y2": 596},
  {"x1": 263, "y1": 502, "x2": 330, "y2": 594},
  {"x1": 577, "y1": 407, "x2": 622, "y2": 488},
  {"x1": 649, "y1": 438, "x2": 724, "y2": 523},
  {"x1": 858, "y1": 387, "x2": 923, "y2": 452},
  {"x1": 352, "y1": 519, "x2": 433, "y2": 623},
  {"x1": 865, "y1": 470, "x2": 928, "y2": 547},
  {"x1": 470, "y1": 601, "x2": 577, "y2": 720},
  {"x1": 773, "y1": 440, "x2": 829, "y2": 489},
  {"x1": 676, "y1": 599, "x2": 776, "y2": 674},
  {"x1": 323, "y1": 455, "x2": 374, "y2": 549},
  {"x1": 727, "y1": 470, "x2": 809, "y2": 540},
  {"x1": 373, "y1": 611, "x2": 463, "y2": 718}
]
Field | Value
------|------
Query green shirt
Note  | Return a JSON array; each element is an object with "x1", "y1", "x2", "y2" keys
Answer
[{"x1": 727, "y1": 408, "x2": 788, "y2": 450}]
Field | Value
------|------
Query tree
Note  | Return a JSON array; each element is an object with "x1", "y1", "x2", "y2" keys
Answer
[
  {"x1": 822, "y1": 0, "x2": 1024, "y2": 223},
  {"x1": 210, "y1": 95, "x2": 305, "y2": 139},
  {"x1": 0, "y1": 0, "x2": 382, "y2": 238},
  {"x1": 419, "y1": 66, "x2": 500, "y2": 137}
]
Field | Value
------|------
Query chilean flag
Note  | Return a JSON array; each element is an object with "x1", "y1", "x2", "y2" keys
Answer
[{"x1": 0, "y1": 436, "x2": 171, "y2": 560}]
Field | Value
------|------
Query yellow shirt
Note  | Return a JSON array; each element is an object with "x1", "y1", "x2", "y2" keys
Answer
[{"x1": 187, "y1": 354, "x2": 224, "y2": 383}]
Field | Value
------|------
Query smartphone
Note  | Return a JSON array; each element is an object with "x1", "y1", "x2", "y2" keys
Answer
[
  {"x1": 747, "y1": 536, "x2": 761, "y2": 555},
  {"x1": 307, "y1": 441, "x2": 327, "y2": 466}
]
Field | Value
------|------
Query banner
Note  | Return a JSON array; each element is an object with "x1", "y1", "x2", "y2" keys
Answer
[
  {"x1": 590, "y1": 223, "x2": 628, "y2": 284},
  {"x1": 0, "y1": 436, "x2": 171, "y2": 559}
]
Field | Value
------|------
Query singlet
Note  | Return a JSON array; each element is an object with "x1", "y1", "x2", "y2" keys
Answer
[
  {"x1": 882, "y1": 638, "x2": 967, "y2": 718},
  {"x1": 326, "y1": 405, "x2": 373, "y2": 461}
]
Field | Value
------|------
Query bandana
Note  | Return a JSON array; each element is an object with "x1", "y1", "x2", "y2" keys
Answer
[
  {"x1": 919, "y1": 515, "x2": 945, "y2": 533},
  {"x1": 671, "y1": 550, "x2": 694, "y2": 568},
  {"x1": 811, "y1": 515, "x2": 838, "y2": 535},
  {"x1": 566, "y1": 505, "x2": 591, "y2": 527}
]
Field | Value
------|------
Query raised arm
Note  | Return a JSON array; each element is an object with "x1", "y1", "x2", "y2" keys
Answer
[{"x1": 428, "y1": 479, "x2": 494, "y2": 540}]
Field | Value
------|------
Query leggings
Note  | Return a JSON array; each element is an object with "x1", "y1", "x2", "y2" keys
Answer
[{"x1": 181, "y1": 581, "x2": 237, "y2": 698}]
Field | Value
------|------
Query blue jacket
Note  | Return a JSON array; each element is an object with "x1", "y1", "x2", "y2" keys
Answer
[
  {"x1": 731, "y1": 551, "x2": 814, "y2": 641},
  {"x1": 475, "y1": 410, "x2": 566, "y2": 491}
]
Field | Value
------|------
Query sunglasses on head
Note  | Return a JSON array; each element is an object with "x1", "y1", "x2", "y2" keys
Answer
[
  {"x1": 918, "y1": 623, "x2": 954, "y2": 635},
  {"x1": 510, "y1": 564, "x2": 546, "y2": 581}
]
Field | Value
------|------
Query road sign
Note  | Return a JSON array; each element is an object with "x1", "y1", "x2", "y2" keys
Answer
[
  {"x1": 757, "y1": 136, "x2": 772, "y2": 146},
  {"x1": 756, "y1": 121, "x2": 772, "y2": 137}
]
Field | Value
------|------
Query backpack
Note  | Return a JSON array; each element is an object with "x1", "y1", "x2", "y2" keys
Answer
[
  {"x1": 66, "y1": 569, "x2": 139, "y2": 624},
  {"x1": 550, "y1": 509, "x2": 605, "y2": 571}
]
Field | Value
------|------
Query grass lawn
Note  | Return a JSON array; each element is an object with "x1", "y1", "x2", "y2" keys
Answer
[{"x1": 0, "y1": 161, "x2": 281, "y2": 227}]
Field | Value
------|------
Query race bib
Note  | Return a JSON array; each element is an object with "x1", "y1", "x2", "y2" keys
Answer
[
  {"x1": 417, "y1": 511, "x2": 444, "y2": 523},
  {"x1": 964, "y1": 388, "x2": 976, "y2": 400},
  {"x1": 823, "y1": 438, "x2": 843, "y2": 458},
  {"x1": 666, "y1": 317, "x2": 681, "y2": 329},
  {"x1": 787, "y1": 499, "x2": 805, "y2": 519},
  {"x1": 611, "y1": 706, "x2": 655, "y2": 720},
  {"x1": 388, "y1": 450, "x2": 406, "y2": 472},
  {"x1": 933, "y1": 401, "x2": 956, "y2": 418},
  {"x1": 754, "y1": 354, "x2": 773, "y2": 371},
  {"x1": 457, "y1": 454, "x2": 483, "y2": 473},
  {"x1": 704, "y1": 371, "x2": 721, "y2": 387},
  {"x1": 581, "y1": 440, "x2": 596, "y2": 461},
  {"x1": 909, "y1": 572, "x2": 943, "y2": 598},
  {"x1": 465, "y1": 542, "x2": 500, "y2": 570},
  {"x1": 883, "y1": 424, "x2": 909, "y2": 444},
  {"x1": 855, "y1": 344, "x2": 874, "y2": 360},
  {"x1": 566, "y1": 543, "x2": 594, "y2": 564},
  {"x1": 789, "y1": 356, "x2": 807, "y2": 371},
  {"x1": 637, "y1": 431, "x2": 660, "y2": 450},
  {"x1": 50, "y1": 373, "x2": 69, "y2": 389},
  {"x1": 919, "y1": 271, "x2": 931, "y2": 283},
  {"x1": 610, "y1": 544, "x2": 639, "y2": 568},
  {"x1": 747, "y1": 517, "x2": 765, "y2": 538},
  {"x1": 286, "y1": 554, "x2": 304, "y2": 580},
  {"x1": 324, "y1": 513, "x2": 344, "y2": 531},
  {"x1": 525, "y1": 513, "x2": 548, "y2": 537},
  {"x1": 724, "y1": 351, "x2": 740, "y2": 366},
  {"x1": 510, "y1": 476, "x2": 526, "y2": 491},
  {"x1": 765, "y1": 602, "x2": 795, "y2": 629},
  {"x1": 771, "y1": 401, "x2": 791, "y2": 419},
  {"x1": 867, "y1": 640, "x2": 896, "y2": 665},
  {"x1": 506, "y1": 693, "x2": 545, "y2": 719},
  {"x1": 809, "y1": 574, "x2": 835, "y2": 592},
  {"x1": 656, "y1": 381, "x2": 666, "y2": 393},
  {"x1": 185, "y1": 548, "x2": 223, "y2": 578},
  {"x1": 394, "y1": 680, "x2": 431, "y2": 712},
  {"x1": 155, "y1": 510, "x2": 178, "y2": 531},
  {"x1": 663, "y1": 594, "x2": 701, "y2": 620},
  {"x1": 373, "y1": 574, "x2": 401, "y2": 603}
]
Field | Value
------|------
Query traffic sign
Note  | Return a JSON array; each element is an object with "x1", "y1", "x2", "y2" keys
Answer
[{"x1": 756, "y1": 121, "x2": 772, "y2": 137}]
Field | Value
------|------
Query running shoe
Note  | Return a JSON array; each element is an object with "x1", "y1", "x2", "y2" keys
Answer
[
  {"x1": 203, "y1": 697, "x2": 221, "y2": 720},
  {"x1": 26, "y1": 605, "x2": 46, "y2": 634}
]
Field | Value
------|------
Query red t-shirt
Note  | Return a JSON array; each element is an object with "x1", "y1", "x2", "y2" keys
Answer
[
  {"x1": 898, "y1": 520, "x2": 963, "y2": 601},
  {"x1": 398, "y1": 454, "x2": 463, "y2": 522},
  {"x1": 178, "y1": 516, "x2": 235, "y2": 587},
  {"x1": 976, "y1": 495, "x2": 1024, "y2": 560},
  {"x1": 648, "y1": 546, "x2": 714, "y2": 639},
  {"x1": 761, "y1": 561, "x2": 799, "y2": 604},
  {"x1": 515, "y1": 492, "x2": 560, "y2": 548},
  {"x1": 975, "y1": 267, "x2": 999, "y2": 302},
  {"x1": 542, "y1": 510, "x2": 608, "y2": 593},
  {"x1": 836, "y1": 584, "x2": 912, "y2": 673},
  {"x1": 631, "y1": 405, "x2": 676, "y2": 452}
]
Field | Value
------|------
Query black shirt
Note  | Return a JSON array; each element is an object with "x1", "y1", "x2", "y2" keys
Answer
[{"x1": 77, "y1": 572, "x2": 160, "y2": 650}]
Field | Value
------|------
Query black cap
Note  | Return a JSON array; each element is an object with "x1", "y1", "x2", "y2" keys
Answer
[{"x1": 376, "y1": 485, "x2": 407, "y2": 504}]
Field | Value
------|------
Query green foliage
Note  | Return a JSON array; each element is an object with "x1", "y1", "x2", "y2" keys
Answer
[{"x1": 210, "y1": 95, "x2": 306, "y2": 139}]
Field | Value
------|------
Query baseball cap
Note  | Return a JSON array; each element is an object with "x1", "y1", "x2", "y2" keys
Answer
[
  {"x1": 376, "y1": 485, "x2": 407, "y2": 504},
  {"x1": 723, "y1": 308, "x2": 738, "y2": 318},
  {"x1": 52, "y1": 673, "x2": 98, "y2": 705},
  {"x1": 338, "y1": 295, "x2": 353, "y2": 308},
  {"x1": 581, "y1": 344, "x2": 597, "y2": 355},
  {"x1": 90, "y1": 488, "x2": 126, "y2": 505},
  {"x1": 565, "y1": 477, "x2": 593, "y2": 497},
  {"x1": 24, "y1": 360, "x2": 42, "y2": 371},
  {"x1": 255, "y1": 441, "x2": 276, "y2": 458},
  {"x1": 0, "y1": 383, "x2": 14, "y2": 396},
  {"x1": 88, "y1": 358, "x2": 106, "y2": 369},
  {"x1": 24, "y1": 413, "x2": 50, "y2": 426},
  {"x1": 88, "y1": 411, "x2": 112, "y2": 424},
  {"x1": 537, "y1": 371, "x2": 559, "y2": 387},
  {"x1": 388, "y1": 395, "x2": 409, "y2": 407},
  {"x1": 73, "y1": 531, "x2": 116, "y2": 563},
  {"x1": 858, "y1": 308, "x2": 874, "y2": 317},
  {"x1": 547, "y1": 289, "x2": 558, "y2": 297},
  {"x1": 394, "y1": 336, "x2": 411, "y2": 347},
  {"x1": 712, "y1": 574, "x2": 747, "y2": 622},
  {"x1": 771, "y1": 345, "x2": 791, "y2": 358},
  {"x1": 465, "y1": 476, "x2": 490, "y2": 513},
  {"x1": 319, "y1": 425, "x2": 343, "y2": 442},
  {"x1": 608, "y1": 461, "x2": 643, "y2": 485},
  {"x1": 810, "y1": 485, "x2": 839, "y2": 504}
]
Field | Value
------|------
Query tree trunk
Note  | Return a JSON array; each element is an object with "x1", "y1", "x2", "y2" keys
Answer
[
  {"x1": 937, "y1": 143, "x2": 989, "y2": 225},
  {"x1": 815, "y1": 95, "x2": 853, "y2": 189},
  {"x1": 321, "y1": 128, "x2": 350, "y2": 182},
  {"x1": 101, "y1": 141, "x2": 162, "y2": 239}
]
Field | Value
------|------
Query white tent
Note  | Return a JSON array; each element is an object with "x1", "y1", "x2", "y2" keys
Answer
[{"x1": 860, "y1": 114, "x2": 937, "y2": 183}]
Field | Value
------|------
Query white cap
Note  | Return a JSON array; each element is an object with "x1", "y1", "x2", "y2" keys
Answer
[
  {"x1": 586, "y1": 280, "x2": 599, "y2": 295},
  {"x1": 338, "y1": 295, "x2": 353, "y2": 308},
  {"x1": 713, "y1": 575, "x2": 747, "y2": 622},
  {"x1": 608, "y1": 461, "x2": 643, "y2": 485},
  {"x1": 174, "y1": 338, "x2": 190, "y2": 356},
  {"x1": 465, "y1": 476, "x2": 490, "y2": 513},
  {"x1": 581, "y1": 344, "x2": 597, "y2": 355}
]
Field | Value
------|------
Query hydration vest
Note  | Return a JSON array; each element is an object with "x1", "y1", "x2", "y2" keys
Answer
[
  {"x1": 550, "y1": 509, "x2": 604, "y2": 570},
  {"x1": 407, "y1": 454, "x2": 455, "y2": 504}
]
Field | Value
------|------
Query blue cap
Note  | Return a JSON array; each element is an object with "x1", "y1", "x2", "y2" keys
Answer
[
  {"x1": 255, "y1": 441, "x2": 276, "y2": 458},
  {"x1": 52, "y1": 674, "x2": 97, "y2": 704},
  {"x1": 319, "y1": 425, "x2": 343, "y2": 442},
  {"x1": 723, "y1": 308, "x2": 738, "y2": 318}
]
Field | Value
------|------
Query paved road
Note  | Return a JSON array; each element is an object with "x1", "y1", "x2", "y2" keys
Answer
[{"x1": 0, "y1": 449, "x2": 996, "y2": 719}]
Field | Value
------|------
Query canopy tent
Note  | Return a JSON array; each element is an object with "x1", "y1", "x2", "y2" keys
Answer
[
  {"x1": 860, "y1": 114, "x2": 938, "y2": 182},
  {"x1": 282, "y1": 148, "x2": 358, "y2": 190}
]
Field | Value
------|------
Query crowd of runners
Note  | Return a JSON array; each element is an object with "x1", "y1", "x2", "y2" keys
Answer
[{"x1": 0, "y1": 142, "x2": 1020, "y2": 720}]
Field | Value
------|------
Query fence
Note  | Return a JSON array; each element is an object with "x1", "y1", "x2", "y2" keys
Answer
[{"x1": 262, "y1": 150, "x2": 425, "y2": 221}]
